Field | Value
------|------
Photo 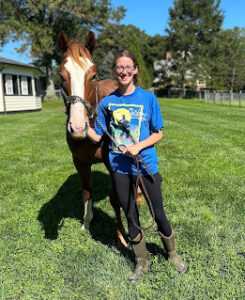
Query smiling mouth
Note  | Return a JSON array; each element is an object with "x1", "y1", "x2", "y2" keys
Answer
[{"x1": 120, "y1": 75, "x2": 130, "y2": 79}]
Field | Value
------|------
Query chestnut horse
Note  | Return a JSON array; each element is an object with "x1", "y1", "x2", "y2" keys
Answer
[{"x1": 58, "y1": 30, "x2": 142, "y2": 247}]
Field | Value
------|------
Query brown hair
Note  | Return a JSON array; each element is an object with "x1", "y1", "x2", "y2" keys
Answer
[{"x1": 112, "y1": 49, "x2": 139, "y2": 84}]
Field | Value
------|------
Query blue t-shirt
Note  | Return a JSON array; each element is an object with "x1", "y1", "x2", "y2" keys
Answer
[{"x1": 94, "y1": 87, "x2": 164, "y2": 175}]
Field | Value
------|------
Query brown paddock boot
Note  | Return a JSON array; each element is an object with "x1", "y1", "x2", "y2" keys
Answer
[
  {"x1": 159, "y1": 229, "x2": 188, "y2": 274},
  {"x1": 128, "y1": 232, "x2": 148, "y2": 283}
]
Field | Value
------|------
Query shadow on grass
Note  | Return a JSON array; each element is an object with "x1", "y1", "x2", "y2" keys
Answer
[
  {"x1": 37, "y1": 170, "x2": 167, "y2": 263},
  {"x1": 38, "y1": 171, "x2": 111, "y2": 240}
]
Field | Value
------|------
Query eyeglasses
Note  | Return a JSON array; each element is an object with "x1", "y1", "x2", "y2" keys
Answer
[{"x1": 115, "y1": 65, "x2": 135, "y2": 72}]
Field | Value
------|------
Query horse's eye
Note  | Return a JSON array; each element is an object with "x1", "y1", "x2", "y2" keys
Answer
[{"x1": 91, "y1": 74, "x2": 96, "y2": 81}]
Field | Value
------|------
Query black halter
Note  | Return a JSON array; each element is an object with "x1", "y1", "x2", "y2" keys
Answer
[{"x1": 60, "y1": 86, "x2": 98, "y2": 119}]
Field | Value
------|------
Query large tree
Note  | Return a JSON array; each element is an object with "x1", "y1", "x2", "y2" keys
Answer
[
  {"x1": 127, "y1": 33, "x2": 152, "y2": 89},
  {"x1": 145, "y1": 34, "x2": 168, "y2": 80},
  {"x1": 166, "y1": 0, "x2": 224, "y2": 93},
  {"x1": 0, "y1": 0, "x2": 125, "y2": 77},
  {"x1": 207, "y1": 27, "x2": 245, "y2": 91}
]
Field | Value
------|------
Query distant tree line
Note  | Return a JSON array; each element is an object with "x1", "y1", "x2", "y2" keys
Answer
[
  {"x1": 1, "y1": 0, "x2": 244, "y2": 92},
  {"x1": 164, "y1": 0, "x2": 245, "y2": 93}
]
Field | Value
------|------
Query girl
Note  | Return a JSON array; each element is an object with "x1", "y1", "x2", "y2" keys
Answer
[{"x1": 87, "y1": 50, "x2": 187, "y2": 283}]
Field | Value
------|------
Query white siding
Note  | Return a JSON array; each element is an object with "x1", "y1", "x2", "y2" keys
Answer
[
  {"x1": 4, "y1": 95, "x2": 41, "y2": 112},
  {"x1": 0, "y1": 66, "x2": 42, "y2": 112}
]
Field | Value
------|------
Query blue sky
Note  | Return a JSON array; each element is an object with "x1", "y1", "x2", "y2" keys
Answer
[{"x1": 0, "y1": 0, "x2": 244, "y2": 64}]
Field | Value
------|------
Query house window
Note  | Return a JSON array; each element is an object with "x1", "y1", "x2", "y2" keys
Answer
[
  {"x1": 21, "y1": 76, "x2": 28, "y2": 95},
  {"x1": 198, "y1": 79, "x2": 205, "y2": 85},
  {"x1": 20, "y1": 76, "x2": 33, "y2": 95},
  {"x1": 3, "y1": 74, "x2": 33, "y2": 96},
  {"x1": 5, "y1": 75, "x2": 13, "y2": 95},
  {"x1": 4, "y1": 74, "x2": 18, "y2": 95}
]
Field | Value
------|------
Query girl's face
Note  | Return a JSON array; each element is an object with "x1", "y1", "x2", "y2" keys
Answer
[{"x1": 113, "y1": 56, "x2": 138, "y2": 87}]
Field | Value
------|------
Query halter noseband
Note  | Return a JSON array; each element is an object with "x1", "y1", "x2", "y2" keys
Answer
[{"x1": 60, "y1": 86, "x2": 98, "y2": 119}]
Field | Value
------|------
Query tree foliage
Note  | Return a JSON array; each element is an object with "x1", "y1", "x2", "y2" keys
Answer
[
  {"x1": 0, "y1": 0, "x2": 169, "y2": 89},
  {"x1": 165, "y1": 0, "x2": 224, "y2": 91},
  {"x1": 207, "y1": 27, "x2": 245, "y2": 91},
  {"x1": 98, "y1": 50, "x2": 115, "y2": 80},
  {"x1": 145, "y1": 34, "x2": 168, "y2": 80},
  {"x1": 0, "y1": 0, "x2": 126, "y2": 74},
  {"x1": 1, "y1": 0, "x2": 244, "y2": 93},
  {"x1": 127, "y1": 33, "x2": 151, "y2": 89}
]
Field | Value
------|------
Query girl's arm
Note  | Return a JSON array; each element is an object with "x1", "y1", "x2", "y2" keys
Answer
[
  {"x1": 87, "y1": 127, "x2": 102, "y2": 143},
  {"x1": 123, "y1": 130, "x2": 162, "y2": 156}
]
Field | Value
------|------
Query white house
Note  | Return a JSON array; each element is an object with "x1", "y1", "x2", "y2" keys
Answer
[
  {"x1": 153, "y1": 52, "x2": 207, "y2": 91},
  {"x1": 0, "y1": 57, "x2": 43, "y2": 113}
]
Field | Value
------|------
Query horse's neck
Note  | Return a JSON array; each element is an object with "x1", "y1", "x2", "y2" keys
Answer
[
  {"x1": 97, "y1": 79, "x2": 118, "y2": 102},
  {"x1": 89, "y1": 79, "x2": 118, "y2": 129}
]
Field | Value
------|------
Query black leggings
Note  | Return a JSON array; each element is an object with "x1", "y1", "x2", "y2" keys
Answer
[{"x1": 112, "y1": 172, "x2": 172, "y2": 240}]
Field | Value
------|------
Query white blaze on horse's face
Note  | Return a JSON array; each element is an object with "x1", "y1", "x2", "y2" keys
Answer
[{"x1": 65, "y1": 56, "x2": 94, "y2": 139}]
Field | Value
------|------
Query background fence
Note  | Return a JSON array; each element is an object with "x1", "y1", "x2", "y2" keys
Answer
[
  {"x1": 204, "y1": 90, "x2": 245, "y2": 107},
  {"x1": 153, "y1": 88, "x2": 245, "y2": 107}
]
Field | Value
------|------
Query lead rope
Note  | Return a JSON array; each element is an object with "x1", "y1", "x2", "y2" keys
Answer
[
  {"x1": 130, "y1": 156, "x2": 156, "y2": 232},
  {"x1": 61, "y1": 82, "x2": 156, "y2": 232},
  {"x1": 95, "y1": 117, "x2": 156, "y2": 232}
]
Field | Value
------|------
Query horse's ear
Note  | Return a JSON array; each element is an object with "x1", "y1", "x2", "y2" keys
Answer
[
  {"x1": 85, "y1": 31, "x2": 96, "y2": 54},
  {"x1": 58, "y1": 30, "x2": 69, "y2": 53}
]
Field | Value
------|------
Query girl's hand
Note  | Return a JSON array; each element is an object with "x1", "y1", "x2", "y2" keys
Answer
[
  {"x1": 87, "y1": 127, "x2": 102, "y2": 143},
  {"x1": 122, "y1": 144, "x2": 142, "y2": 156}
]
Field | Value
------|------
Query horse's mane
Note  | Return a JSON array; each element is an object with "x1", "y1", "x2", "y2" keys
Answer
[{"x1": 67, "y1": 41, "x2": 93, "y2": 70}]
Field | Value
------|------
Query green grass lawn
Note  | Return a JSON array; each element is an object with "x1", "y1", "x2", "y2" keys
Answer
[{"x1": 0, "y1": 98, "x2": 244, "y2": 299}]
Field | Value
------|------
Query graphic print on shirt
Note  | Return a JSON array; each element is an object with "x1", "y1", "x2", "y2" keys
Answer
[{"x1": 108, "y1": 103, "x2": 146, "y2": 152}]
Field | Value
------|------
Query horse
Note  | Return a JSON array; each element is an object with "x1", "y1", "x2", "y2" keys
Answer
[{"x1": 58, "y1": 30, "x2": 142, "y2": 247}]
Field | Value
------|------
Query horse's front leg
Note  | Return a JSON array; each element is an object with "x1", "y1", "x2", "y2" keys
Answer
[
  {"x1": 73, "y1": 158, "x2": 93, "y2": 230},
  {"x1": 109, "y1": 183, "x2": 128, "y2": 247},
  {"x1": 82, "y1": 186, "x2": 93, "y2": 230}
]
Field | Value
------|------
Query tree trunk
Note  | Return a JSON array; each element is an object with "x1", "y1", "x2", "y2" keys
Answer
[{"x1": 45, "y1": 66, "x2": 56, "y2": 99}]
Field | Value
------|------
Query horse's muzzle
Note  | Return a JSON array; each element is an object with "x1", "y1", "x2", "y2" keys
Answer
[{"x1": 68, "y1": 121, "x2": 88, "y2": 139}]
